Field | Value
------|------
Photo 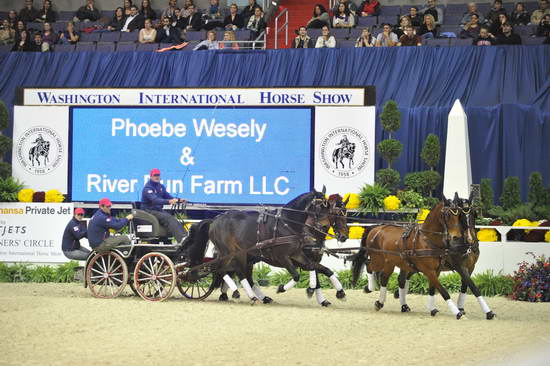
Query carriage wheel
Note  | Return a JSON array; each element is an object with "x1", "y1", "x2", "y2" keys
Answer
[
  {"x1": 133, "y1": 252, "x2": 177, "y2": 302},
  {"x1": 86, "y1": 251, "x2": 128, "y2": 299},
  {"x1": 177, "y1": 258, "x2": 217, "y2": 300}
]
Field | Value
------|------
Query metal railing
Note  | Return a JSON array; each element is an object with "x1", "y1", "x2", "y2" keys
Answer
[{"x1": 274, "y1": 7, "x2": 289, "y2": 49}]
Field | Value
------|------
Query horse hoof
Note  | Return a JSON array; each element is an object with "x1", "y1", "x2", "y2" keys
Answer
[
  {"x1": 458, "y1": 308, "x2": 466, "y2": 315},
  {"x1": 456, "y1": 311, "x2": 464, "y2": 320},
  {"x1": 321, "y1": 300, "x2": 331, "y2": 307},
  {"x1": 276, "y1": 285, "x2": 286, "y2": 294},
  {"x1": 219, "y1": 293, "x2": 228, "y2": 302},
  {"x1": 430, "y1": 309, "x2": 439, "y2": 317},
  {"x1": 393, "y1": 289, "x2": 399, "y2": 299},
  {"x1": 232, "y1": 290, "x2": 240, "y2": 299},
  {"x1": 486, "y1": 311, "x2": 496, "y2": 320},
  {"x1": 401, "y1": 304, "x2": 411, "y2": 313},
  {"x1": 363, "y1": 286, "x2": 372, "y2": 294},
  {"x1": 306, "y1": 287, "x2": 315, "y2": 298},
  {"x1": 374, "y1": 300, "x2": 384, "y2": 311},
  {"x1": 262, "y1": 296, "x2": 273, "y2": 304},
  {"x1": 250, "y1": 297, "x2": 258, "y2": 306},
  {"x1": 336, "y1": 289, "x2": 346, "y2": 300}
]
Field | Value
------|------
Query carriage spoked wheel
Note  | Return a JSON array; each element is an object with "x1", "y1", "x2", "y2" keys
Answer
[
  {"x1": 133, "y1": 252, "x2": 177, "y2": 302},
  {"x1": 176, "y1": 258, "x2": 217, "y2": 300},
  {"x1": 86, "y1": 251, "x2": 129, "y2": 299}
]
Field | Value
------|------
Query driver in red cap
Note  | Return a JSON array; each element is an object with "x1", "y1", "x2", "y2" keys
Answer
[
  {"x1": 88, "y1": 198, "x2": 134, "y2": 251},
  {"x1": 61, "y1": 207, "x2": 91, "y2": 260},
  {"x1": 141, "y1": 168, "x2": 187, "y2": 244}
]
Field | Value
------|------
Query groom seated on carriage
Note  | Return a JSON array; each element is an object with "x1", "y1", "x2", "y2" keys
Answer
[{"x1": 87, "y1": 198, "x2": 134, "y2": 251}]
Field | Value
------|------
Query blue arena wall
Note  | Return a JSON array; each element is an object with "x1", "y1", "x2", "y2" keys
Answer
[{"x1": 0, "y1": 46, "x2": 548, "y2": 200}]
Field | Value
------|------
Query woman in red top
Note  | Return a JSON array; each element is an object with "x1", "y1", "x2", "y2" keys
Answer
[{"x1": 359, "y1": 0, "x2": 381, "y2": 17}]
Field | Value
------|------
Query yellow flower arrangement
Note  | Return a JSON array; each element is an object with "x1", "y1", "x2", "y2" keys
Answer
[
  {"x1": 383, "y1": 195, "x2": 401, "y2": 211},
  {"x1": 545, "y1": 230, "x2": 550, "y2": 243},
  {"x1": 343, "y1": 193, "x2": 360, "y2": 209},
  {"x1": 417, "y1": 209, "x2": 430, "y2": 223},
  {"x1": 348, "y1": 226, "x2": 365, "y2": 239},
  {"x1": 45, "y1": 189, "x2": 65, "y2": 203},
  {"x1": 18, "y1": 189, "x2": 34, "y2": 203},
  {"x1": 512, "y1": 218, "x2": 538, "y2": 233},
  {"x1": 477, "y1": 228, "x2": 498, "y2": 242}
]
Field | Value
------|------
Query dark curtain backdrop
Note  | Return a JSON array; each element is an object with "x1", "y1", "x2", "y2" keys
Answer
[{"x1": 0, "y1": 46, "x2": 548, "y2": 200}]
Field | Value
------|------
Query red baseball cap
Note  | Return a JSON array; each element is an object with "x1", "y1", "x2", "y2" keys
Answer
[
  {"x1": 150, "y1": 168, "x2": 161, "y2": 176},
  {"x1": 74, "y1": 207, "x2": 85, "y2": 215},
  {"x1": 99, "y1": 198, "x2": 112, "y2": 206}
]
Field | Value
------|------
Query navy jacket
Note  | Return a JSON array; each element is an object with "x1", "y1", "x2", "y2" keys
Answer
[
  {"x1": 87, "y1": 209, "x2": 129, "y2": 248},
  {"x1": 141, "y1": 179, "x2": 173, "y2": 211},
  {"x1": 61, "y1": 217, "x2": 87, "y2": 251}
]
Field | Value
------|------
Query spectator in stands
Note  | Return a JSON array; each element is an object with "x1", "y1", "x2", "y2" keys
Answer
[
  {"x1": 219, "y1": 30, "x2": 239, "y2": 49},
  {"x1": 241, "y1": 0, "x2": 262, "y2": 23},
  {"x1": 461, "y1": 2, "x2": 485, "y2": 25},
  {"x1": 76, "y1": 0, "x2": 101, "y2": 22},
  {"x1": 376, "y1": 23, "x2": 399, "y2": 46},
  {"x1": 172, "y1": 8, "x2": 185, "y2": 27},
  {"x1": 208, "y1": 0, "x2": 224, "y2": 20},
  {"x1": 418, "y1": 14, "x2": 439, "y2": 37},
  {"x1": 123, "y1": 0, "x2": 134, "y2": 16},
  {"x1": 418, "y1": 0, "x2": 444, "y2": 25},
  {"x1": 408, "y1": 6, "x2": 422, "y2": 27},
  {"x1": 61, "y1": 208, "x2": 90, "y2": 261},
  {"x1": 139, "y1": 18, "x2": 157, "y2": 43},
  {"x1": 15, "y1": 20, "x2": 27, "y2": 40},
  {"x1": 42, "y1": 22, "x2": 58, "y2": 46},
  {"x1": 307, "y1": 4, "x2": 330, "y2": 29},
  {"x1": 0, "y1": 20, "x2": 16, "y2": 45},
  {"x1": 460, "y1": 12, "x2": 481, "y2": 37},
  {"x1": 485, "y1": 0, "x2": 507, "y2": 28},
  {"x1": 36, "y1": 0, "x2": 56, "y2": 23},
  {"x1": 122, "y1": 5, "x2": 145, "y2": 32},
  {"x1": 333, "y1": 3, "x2": 355, "y2": 28},
  {"x1": 183, "y1": 4, "x2": 203, "y2": 31},
  {"x1": 293, "y1": 26, "x2": 314, "y2": 48},
  {"x1": 107, "y1": 7, "x2": 126, "y2": 31},
  {"x1": 490, "y1": 13, "x2": 509, "y2": 36},
  {"x1": 394, "y1": 15, "x2": 412, "y2": 38},
  {"x1": 7, "y1": 10, "x2": 19, "y2": 29},
  {"x1": 224, "y1": 3, "x2": 245, "y2": 30},
  {"x1": 88, "y1": 198, "x2": 133, "y2": 251},
  {"x1": 315, "y1": 25, "x2": 336, "y2": 48},
  {"x1": 355, "y1": 27, "x2": 375, "y2": 47},
  {"x1": 333, "y1": 0, "x2": 357, "y2": 16},
  {"x1": 12, "y1": 29, "x2": 31, "y2": 51},
  {"x1": 399, "y1": 25, "x2": 422, "y2": 46},
  {"x1": 162, "y1": 0, "x2": 178, "y2": 19},
  {"x1": 193, "y1": 29, "x2": 219, "y2": 50},
  {"x1": 531, "y1": 0, "x2": 550, "y2": 25},
  {"x1": 19, "y1": 0, "x2": 38, "y2": 23},
  {"x1": 182, "y1": 0, "x2": 195, "y2": 18},
  {"x1": 359, "y1": 0, "x2": 381, "y2": 17},
  {"x1": 157, "y1": 16, "x2": 181, "y2": 43},
  {"x1": 472, "y1": 26, "x2": 497, "y2": 45},
  {"x1": 511, "y1": 2, "x2": 530, "y2": 25},
  {"x1": 497, "y1": 22, "x2": 522, "y2": 43},
  {"x1": 30, "y1": 32, "x2": 48, "y2": 51},
  {"x1": 59, "y1": 21, "x2": 80, "y2": 44},
  {"x1": 536, "y1": 13, "x2": 550, "y2": 35},
  {"x1": 247, "y1": 7, "x2": 266, "y2": 40},
  {"x1": 140, "y1": 0, "x2": 157, "y2": 20}
]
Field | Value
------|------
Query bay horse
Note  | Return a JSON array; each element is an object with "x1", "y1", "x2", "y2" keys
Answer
[
  {"x1": 185, "y1": 188, "x2": 347, "y2": 304},
  {"x1": 351, "y1": 196, "x2": 474, "y2": 319}
]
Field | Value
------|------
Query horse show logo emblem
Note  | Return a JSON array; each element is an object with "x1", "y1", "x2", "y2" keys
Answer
[
  {"x1": 16, "y1": 126, "x2": 63, "y2": 175},
  {"x1": 319, "y1": 126, "x2": 370, "y2": 178}
]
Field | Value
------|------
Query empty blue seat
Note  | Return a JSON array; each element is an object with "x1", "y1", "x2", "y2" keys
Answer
[
  {"x1": 101, "y1": 10, "x2": 115, "y2": 19},
  {"x1": 75, "y1": 42, "x2": 96, "y2": 51},
  {"x1": 349, "y1": 27, "x2": 365, "y2": 39},
  {"x1": 514, "y1": 25, "x2": 533, "y2": 36},
  {"x1": 337, "y1": 40, "x2": 356, "y2": 48},
  {"x1": 521, "y1": 36, "x2": 545, "y2": 45},
  {"x1": 357, "y1": 16, "x2": 377, "y2": 27},
  {"x1": 26, "y1": 22, "x2": 42, "y2": 31},
  {"x1": 100, "y1": 31, "x2": 121, "y2": 42},
  {"x1": 450, "y1": 38, "x2": 473, "y2": 46},
  {"x1": 524, "y1": 2, "x2": 539, "y2": 12},
  {"x1": 379, "y1": 6, "x2": 401, "y2": 16},
  {"x1": 444, "y1": 14, "x2": 463, "y2": 25},
  {"x1": 54, "y1": 44, "x2": 75, "y2": 52},
  {"x1": 445, "y1": 4, "x2": 465, "y2": 15},
  {"x1": 476, "y1": 3, "x2": 491, "y2": 14},
  {"x1": 439, "y1": 25, "x2": 461, "y2": 34},
  {"x1": 116, "y1": 42, "x2": 136, "y2": 51},
  {"x1": 58, "y1": 11, "x2": 75, "y2": 21},
  {"x1": 331, "y1": 28, "x2": 352, "y2": 39},
  {"x1": 378, "y1": 15, "x2": 398, "y2": 26},
  {"x1": 80, "y1": 32, "x2": 101, "y2": 42},
  {"x1": 186, "y1": 31, "x2": 204, "y2": 41},
  {"x1": 119, "y1": 31, "x2": 139, "y2": 42},
  {"x1": 136, "y1": 43, "x2": 159, "y2": 51},
  {"x1": 97, "y1": 42, "x2": 116, "y2": 51},
  {"x1": 234, "y1": 30, "x2": 251, "y2": 40},
  {"x1": 308, "y1": 29, "x2": 322, "y2": 39},
  {"x1": 52, "y1": 22, "x2": 68, "y2": 33},
  {"x1": 425, "y1": 38, "x2": 451, "y2": 46},
  {"x1": 0, "y1": 44, "x2": 12, "y2": 53}
]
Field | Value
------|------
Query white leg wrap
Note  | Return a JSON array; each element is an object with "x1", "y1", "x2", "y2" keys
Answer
[
  {"x1": 309, "y1": 271, "x2": 317, "y2": 289},
  {"x1": 457, "y1": 292, "x2": 467, "y2": 309},
  {"x1": 283, "y1": 279, "x2": 296, "y2": 291},
  {"x1": 378, "y1": 286, "x2": 387, "y2": 304},
  {"x1": 240, "y1": 279, "x2": 256, "y2": 299},
  {"x1": 399, "y1": 287, "x2": 407, "y2": 306},
  {"x1": 446, "y1": 299, "x2": 460, "y2": 316},
  {"x1": 315, "y1": 288, "x2": 327, "y2": 305},
  {"x1": 404, "y1": 280, "x2": 410, "y2": 293},
  {"x1": 252, "y1": 284, "x2": 266, "y2": 300},
  {"x1": 223, "y1": 274, "x2": 238, "y2": 292},
  {"x1": 367, "y1": 272, "x2": 376, "y2": 291},
  {"x1": 427, "y1": 295, "x2": 436, "y2": 311},
  {"x1": 476, "y1": 296, "x2": 491, "y2": 313},
  {"x1": 329, "y1": 274, "x2": 343, "y2": 291}
]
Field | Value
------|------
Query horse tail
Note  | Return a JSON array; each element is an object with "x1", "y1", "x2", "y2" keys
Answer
[
  {"x1": 185, "y1": 219, "x2": 212, "y2": 266},
  {"x1": 350, "y1": 225, "x2": 376, "y2": 287}
]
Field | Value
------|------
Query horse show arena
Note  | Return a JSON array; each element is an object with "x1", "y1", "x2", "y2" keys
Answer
[{"x1": 1, "y1": 283, "x2": 549, "y2": 366}]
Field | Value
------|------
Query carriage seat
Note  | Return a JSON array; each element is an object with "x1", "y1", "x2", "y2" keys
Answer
[{"x1": 131, "y1": 209, "x2": 170, "y2": 238}]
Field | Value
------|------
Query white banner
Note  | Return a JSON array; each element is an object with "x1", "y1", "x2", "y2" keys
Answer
[
  {"x1": 314, "y1": 106, "x2": 376, "y2": 195},
  {"x1": 0, "y1": 203, "x2": 75, "y2": 263},
  {"x1": 12, "y1": 106, "x2": 69, "y2": 192},
  {"x1": 22, "y1": 87, "x2": 368, "y2": 106}
]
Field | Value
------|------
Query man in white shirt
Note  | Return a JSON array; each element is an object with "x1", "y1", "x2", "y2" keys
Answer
[{"x1": 376, "y1": 23, "x2": 398, "y2": 46}]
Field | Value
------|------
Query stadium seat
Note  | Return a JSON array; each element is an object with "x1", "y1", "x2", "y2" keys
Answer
[
  {"x1": 331, "y1": 28, "x2": 352, "y2": 39},
  {"x1": 26, "y1": 22, "x2": 42, "y2": 31},
  {"x1": 476, "y1": 3, "x2": 491, "y2": 14},
  {"x1": 445, "y1": 4, "x2": 465, "y2": 15},
  {"x1": 75, "y1": 42, "x2": 96, "y2": 51},
  {"x1": 119, "y1": 31, "x2": 139, "y2": 42},
  {"x1": 440, "y1": 25, "x2": 461, "y2": 35},
  {"x1": 235, "y1": 30, "x2": 251, "y2": 40},
  {"x1": 378, "y1": 15, "x2": 398, "y2": 26},
  {"x1": 349, "y1": 28, "x2": 364, "y2": 39},
  {"x1": 379, "y1": 6, "x2": 401, "y2": 16},
  {"x1": 338, "y1": 40, "x2": 356, "y2": 48},
  {"x1": 116, "y1": 42, "x2": 137, "y2": 51},
  {"x1": 80, "y1": 32, "x2": 101, "y2": 43},
  {"x1": 514, "y1": 26, "x2": 534, "y2": 36},
  {"x1": 186, "y1": 31, "x2": 204, "y2": 41},
  {"x1": 357, "y1": 16, "x2": 377, "y2": 27},
  {"x1": 308, "y1": 29, "x2": 322, "y2": 39},
  {"x1": 101, "y1": 10, "x2": 115, "y2": 19},
  {"x1": 96, "y1": 42, "x2": 116, "y2": 52},
  {"x1": 524, "y1": 2, "x2": 539, "y2": 12},
  {"x1": 521, "y1": 36, "x2": 545, "y2": 45},
  {"x1": 58, "y1": 11, "x2": 75, "y2": 21},
  {"x1": 450, "y1": 38, "x2": 473, "y2": 46},
  {"x1": 52, "y1": 22, "x2": 68, "y2": 33},
  {"x1": 0, "y1": 44, "x2": 12, "y2": 53},
  {"x1": 136, "y1": 43, "x2": 159, "y2": 51},
  {"x1": 443, "y1": 14, "x2": 463, "y2": 25},
  {"x1": 54, "y1": 44, "x2": 75, "y2": 52},
  {"x1": 100, "y1": 32, "x2": 121, "y2": 43},
  {"x1": 425, "y1": 38, "x2": 451, "y2": 46}
]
